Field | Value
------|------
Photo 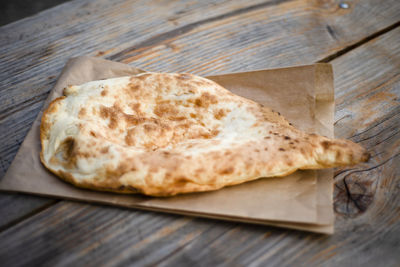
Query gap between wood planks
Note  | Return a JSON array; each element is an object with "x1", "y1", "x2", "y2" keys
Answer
[
  {"x1": 0, "y1": 199, "x2": 57, "y2": 233},
  {"x1": 318, "y1": 20, "x2": 400, "y2": 63},
  {"x1": 1, "y1": 16, "x2": 399, "y2": 235}
]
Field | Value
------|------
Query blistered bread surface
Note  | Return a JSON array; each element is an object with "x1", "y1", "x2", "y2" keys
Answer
[{"x1": 40, "y1": 73, "x2": 369, "y2": 196}]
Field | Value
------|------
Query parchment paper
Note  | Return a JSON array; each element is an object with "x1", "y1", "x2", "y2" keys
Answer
[{"x1": 0, "y1": 56, "x2": 334, "y2": 234}]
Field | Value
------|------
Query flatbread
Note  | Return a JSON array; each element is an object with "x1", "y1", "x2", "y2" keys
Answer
[{"x1": 40, "y1": 73, "x2": 369, "y2": 196}]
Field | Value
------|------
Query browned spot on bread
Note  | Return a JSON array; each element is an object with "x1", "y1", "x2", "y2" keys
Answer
[
  {"x1": 200, "y1": 132, "x2": 215, "y2": 139},
  {"x1": 203, "y1": 92, "x2": 218, "y2": 103},
  {"x1": 100, "y1": 147, "x2": 109, "y2": 154},
  {"x1": 78, "y1": 108, "x2": 86, "y2": 118},
  {"x1": 169, "y1": 116, "x2": 186, "y2": 121},
  {"x1": 54, "y1": 137, "x2": 78, "y2": 169},
  {"x1": 284, "y1": 136, "x2": 291, "y2": 140},
  {"x1": 61, "y1": 137, "x2": 75, "y2": 160},
  {"x1": 125, "y1": 128, "x2": 135, "y2": 146},
  {"x1": 194, "y1": 98, "x2": 203, "y2": 107},
  {"x1": 101, "y1": 89, "x2": 108, "y2": 96},
  {"x1": 123, "y1": 114, "x2": 146, "y2": 126},
  {"x1": 264, "y1": 136, "x2": 271, "y2": 139},
  {"x1": 128, "y1": 83, "x2": 140, "y2": 92},
  {"x1": 174, "y1": 176, "x2": 189, "y2": 187},
  {"x1": 144, "y1": 124, "x2": 158, "y2": 133},
  {"x1": 279, "y1": 148, "x2": 285, "y2": 151},
  {"x1": 76, "y1": 150, "x2": 92, "y2": 159},
  {"x1": 190, "y1": 113, "x2": 196, "y2": 118},
  {"x1": 154, "y1": 102, "x2": 179, "y2": 117},
  {"x1": 214, "y1": 109, "x2": 226, "y2": 120},
  {"x1": 58, "y1": 170, "x2": 76, "y2": 183},
  {"x1": 321, "y1": 140, "x2": 332, "y2": 150},
  {"x1": 102, "y1": 161, "x2": 136, "y2": 181},
  {"x1": 193, "y1": 92, "x2": 218, "y2": 108},
  {"x1": 219, "y1": 166, "x2": 234, "y2": 175},
  {"x1": 131, "y1": 103, "x2": 141, "y2": 113},
  {"x1": 143, "y1": 142, "x2": 155, "y2": 149},
  {"x1": 162, "y1": 151, "x2": 171, "y2": 157},
  {"x1": 90, "y1": 131, "x2": 97, "y2": 137},
  {"x1": 100, "y1": 104, "x2": 122, "y2": 129},
  {"x1": 176, "y1": 122, "x2": 191, "y2": 129},
  {"x1": 211, "y1": 129, "x2": 220, "y2": 136}
]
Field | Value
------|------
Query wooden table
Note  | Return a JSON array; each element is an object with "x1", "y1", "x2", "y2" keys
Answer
[{"x1": 1, "y1": 0, "x2": 399, "y2": 265}]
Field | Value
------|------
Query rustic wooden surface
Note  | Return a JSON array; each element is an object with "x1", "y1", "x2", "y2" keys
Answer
[{"x1": 0, "y1": 0, "x2": 399, "y2": 265}]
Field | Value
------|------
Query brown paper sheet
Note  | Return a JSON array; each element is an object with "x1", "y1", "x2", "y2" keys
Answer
[{"x1": 0, "y1": 57, "x2": 334, "y2": 234}]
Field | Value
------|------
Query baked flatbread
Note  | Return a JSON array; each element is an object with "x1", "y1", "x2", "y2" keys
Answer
[{"x1": 40, "y1": 73, "x2": 369, "y2": 196}]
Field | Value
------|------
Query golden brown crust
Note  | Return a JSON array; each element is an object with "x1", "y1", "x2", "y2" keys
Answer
[
  {"x1": 40, "y1": 96, "x2": 66, "y2": 168},
  {"x1": 40, "y1": 73, "x2": 369, "y2": 196}
]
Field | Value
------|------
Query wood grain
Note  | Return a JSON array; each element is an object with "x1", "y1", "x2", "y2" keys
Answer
[
  {"x1": 0, "y1": 194, "x2": 56, "y2": 231},
  {"x1": 1, "y1": 0, "x2": 399, "y2": 228},
  {"x1": 0, "y1": 0, "x2": 399, "y2": 265}
]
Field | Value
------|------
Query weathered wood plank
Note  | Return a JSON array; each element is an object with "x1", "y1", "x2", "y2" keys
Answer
[
  {"x1": 0, "y1": 193, "x2": 56, "y2": 231},
  {"x1": 332, "y1": 28, "x2": 400, "y2": 221},
  {"x1": 0, "y1": 21, "x2": 399, "y2": 267},
  {"x1": 108, "y1": 0, "x2": 400, "y2": 74}
]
